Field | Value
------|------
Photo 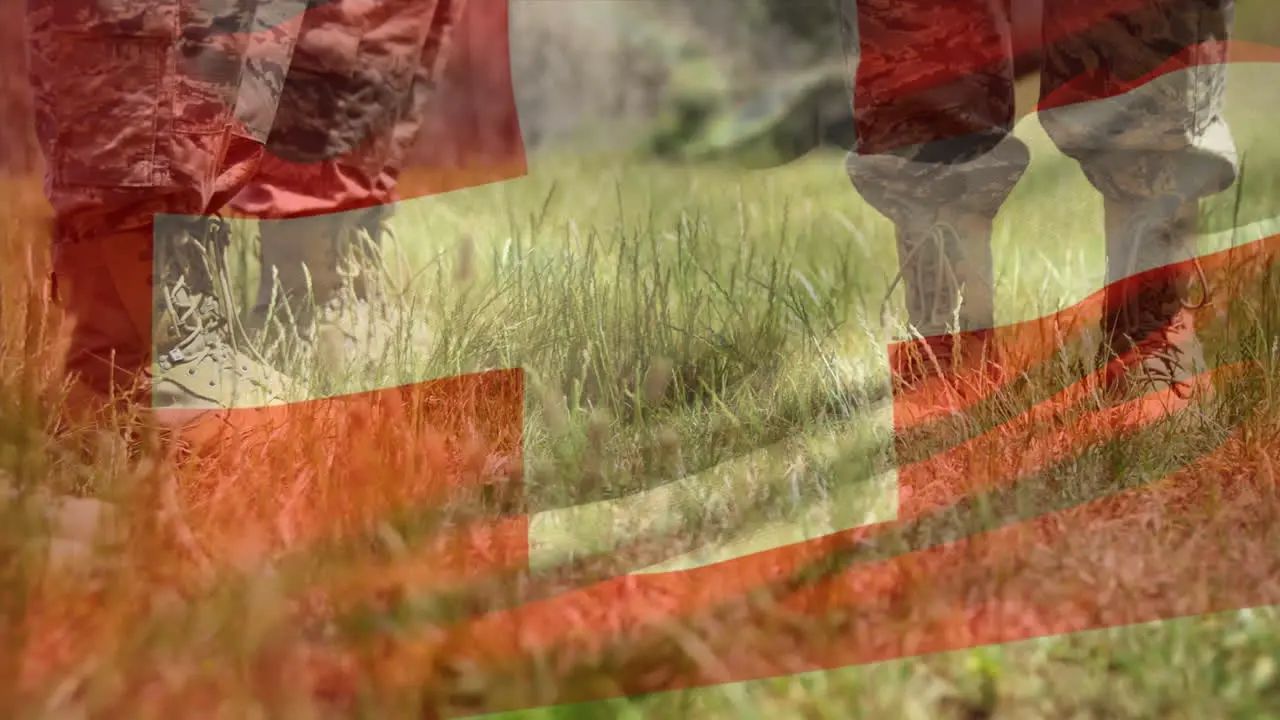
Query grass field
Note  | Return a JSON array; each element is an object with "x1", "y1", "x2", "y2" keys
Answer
[{"x1": 2, "y1": 61, "x2": 1280, "y2": 718}]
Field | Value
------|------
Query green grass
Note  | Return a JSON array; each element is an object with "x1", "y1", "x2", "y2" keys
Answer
[
  {"x1": 3, "y1": 58, "x2": 1280, "y2": 719},
  {"x1": 478, "y1": 606, "x2": 1280, "y2": 720}
]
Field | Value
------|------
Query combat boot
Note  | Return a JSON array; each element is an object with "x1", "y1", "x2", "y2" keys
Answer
[
  {"x1": 248, "y1": 209, "x2": 423, "y2": 388},
  {"x1": 54, "y1": 216, "x2": 299, "y2": 449},
  {"x1": 1097, "y1": 196, "x2": 1211, "y2": 407},
  {"x1": 883, "y1": 210, "x2": 1003, "y2": 396}
]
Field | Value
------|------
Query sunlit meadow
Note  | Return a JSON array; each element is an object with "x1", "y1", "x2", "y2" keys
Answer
[{"x1": 2, "y1": 61, "x2": 1280, "y2": 718}]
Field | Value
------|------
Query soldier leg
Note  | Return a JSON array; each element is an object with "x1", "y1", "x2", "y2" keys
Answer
[
  {"x1": 1039, "y1": 0, "x2": 1238, "y2": 402},
  {"x1": 230, "y1": 0, "x2": 466, "y2": 382},
  {"x1": 840, "y1": 0, "x2": 1029, "y2": 387},
  {"x1": 27, "y1": 0, "x2": 301, "y2": 437}
]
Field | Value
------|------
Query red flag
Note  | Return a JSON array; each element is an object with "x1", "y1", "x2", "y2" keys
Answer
[
  {"x1": 309, "y1": 7, "x2": 1280, "y2": 711},
  {"x1": 14, "y1": 0, "x2": 1280, "y2": 712}
]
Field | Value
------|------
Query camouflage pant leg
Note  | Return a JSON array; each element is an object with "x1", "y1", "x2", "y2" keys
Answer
[
  {"x1": 838, "y1": 0, "x2": 1031, "y2": 227},
  {"x1": 228, "y1": 0, "x2": 466, "y2": 221},
  {"x1": 372, "y1": 0, "x2": 469, "y2": 200},
  {"x1": 25, "y1": 0, "x2": 272, "y2": 246},
  {"x1": 227, "y1": 1, "x2": 308, "y2": 148},
  {"x1": 1038, "y1": 0, "x2": 1238, "y2": 205}
]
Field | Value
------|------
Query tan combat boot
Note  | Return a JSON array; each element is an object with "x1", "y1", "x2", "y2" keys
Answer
[
  {"x1": 248, "y1": 209, "x2": 424, "y2": 389},
  {"x1": 879, "y1": 210, "x2": 1006, "y2": 429},
  {"x1": 54, "y1": 216, "x2": 299, "y2": 450},
  {"x1": 1097, "y1": 196, "x2": 1212, "y2": 407},
  {"x1": 883, "y1": 210, "x2": 1003, "y2": 395}
]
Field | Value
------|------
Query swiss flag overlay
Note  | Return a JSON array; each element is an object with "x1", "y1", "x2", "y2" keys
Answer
[
  {"x1": 264, "y1": 234, "x2": 1276, "y2": 712},
  {"x1": 16, "y1": 0, "x2": 1280, "y2": 713}
]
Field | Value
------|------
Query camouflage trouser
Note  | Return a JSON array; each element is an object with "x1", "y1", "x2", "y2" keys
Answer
[
  {"x1": 230, "y1": 0, "x2": 468, "y2": 220},
  {"x1": 839, "y1": 0, "x2": 1239, "y2": 227},
  {"x1": 25, "y1": 0, "x2": 464, "y2": 247}
]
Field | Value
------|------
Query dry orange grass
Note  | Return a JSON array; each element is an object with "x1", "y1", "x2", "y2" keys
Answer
[{"x1": 0, "y1": 173, "x2": 529, "y2": 714}]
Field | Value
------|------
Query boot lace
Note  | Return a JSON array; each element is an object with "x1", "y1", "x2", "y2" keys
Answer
[
  {"x1": 880, "y1": 221, "x2": 964, "y2": 336},
  {"x1": 880, "y1": 221, "x2": 969, "y2": 384},
  {"x1": 155, "y1": 216, "x2": 279, "y2": 395},
  {"x1": 1105, "y1": 202, "x2": 1211, "y2": 400}
]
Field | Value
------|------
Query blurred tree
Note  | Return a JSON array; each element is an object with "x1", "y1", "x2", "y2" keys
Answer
[
  {"x1": 758, "y1": 0, "x2": 844, "y2": 57},
  {"x1": 642, "y1": 34, "x2": 733, "y2": 159},
  {"x1": 641, "y1": 0, "x2": 848, "y2": 165}
]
